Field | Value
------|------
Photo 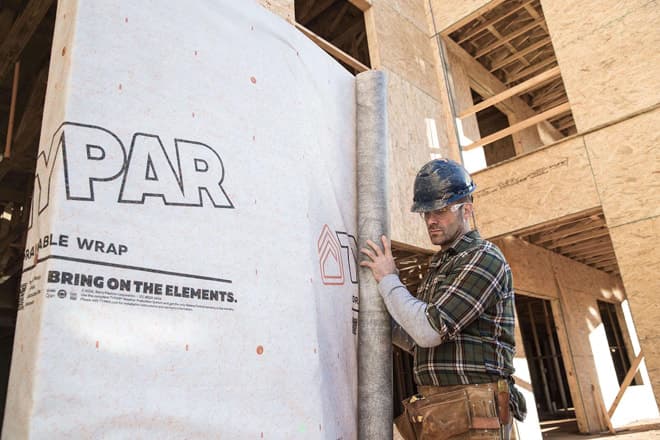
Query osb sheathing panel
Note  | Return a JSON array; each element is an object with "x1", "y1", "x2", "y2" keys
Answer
[
  {"x1": 583, "y1": 109, "x2": 660, "y2": 228},
  {"x1": 372, "y1": 3, "x2": 441, "y2": 99},
  {"x1": 387, "y1": 69, "x2": 449, "y2": 248},
  {"x1": 257, "y1": 0, "x2": 293, "y2": 22},
  {"x1": 494, "y1": 237, "x2": 621, "y2": 301},
  {"x1": 448, "y1": 52, "x2": 481, "y2": 143},
  {"x1": 610, "y1": 216, "x2": 660, "y2": 405},
  {"x1": 494, "y1": 237, "x2": 558, "y2": 299},
  {"x1": 472, "y1": 137, "x2": 600, "y2": 238},
  {"x1": 428, "y1": 0, "x2": 493, "y2": 33},
  {"x1": 384, "y1": 0, "x2": 430, "y2": 33},
  {"x1": 541, "y1": 0, "x2": 660, "y2": 131}
]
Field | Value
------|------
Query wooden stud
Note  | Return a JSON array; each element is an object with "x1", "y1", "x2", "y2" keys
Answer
[
  {"x1": 327, "y1": 3, "x2": 350, "y2": 36},
  {"x1": 549, "y1": 228, "x2": 610, "y2": 249},
  {"x1": 489, "y1": 36, "x2": 552, "y2": 72},
  {"x1": 453, "y1": 0, "x2": 533, "y2": 42},
  {"x1": 459, "y1": 66, "x2": 560, "y2": 118},
  {"x1": 332, "y1": 19, "x2": 363, "y2": 48},
  {"x1": 0, "y1": 0, "x2": 54, "y2": 83},
  {"x1": 294, "y1": 23, "x2": 369, "y2": 72},
  {"x1": 608, "y1": 352, "x2": 644, "y2": 418},
  {"x1": 463, "y1": 102, "x2": 570, "y2": 150},
  {"x1": 4, "y1": 62, "x2": 20, "y2": 159},
  {"x1": 506, "y1": 56, "x2": 557, "y2": 84},
  {"x1": 485, "y1": 24, "x2": 532, "y2": 69},
  {"x1": 347, "y1": 0, "x2": 371, "y2": 11},
  {"x1": 299, "y1": 0, "x2": 336, "y2": 24},
  {"x1": 592, "y1": 384, "x2": 616, "y2": 434},
  {"x1": 473, "y1": 18, "x2": 542, "y2": 58},
  {"x1": 514, "y1": 208, "x2": 602, "y2": 238}
]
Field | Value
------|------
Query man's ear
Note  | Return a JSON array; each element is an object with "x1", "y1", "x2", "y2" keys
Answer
[{"x1": 463, "y1": 203, "x2": 474, "y2": 221}]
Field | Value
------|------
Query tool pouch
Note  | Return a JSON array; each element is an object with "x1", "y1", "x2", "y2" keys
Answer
[
  {"x1": 400, "y1": 389, "x2": 472, "y2": 439},
  {"x1": 397, "y1": 383, "x2": 506, "y2": 440}
]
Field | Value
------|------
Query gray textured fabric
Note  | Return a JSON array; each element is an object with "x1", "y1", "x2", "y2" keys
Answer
[
  {"x1": 356, "y1": 69, "x2": 392, "y2": 439},
  {"x1": 392, "y1": 320, "x2": 415, "y2": 354},
  {"x1": 379, "y1": 274, "x2": 443, "y2": 347}
]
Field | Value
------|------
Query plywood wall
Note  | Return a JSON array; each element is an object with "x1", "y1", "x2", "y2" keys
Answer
[
  {"x1": 583, "y1": 109, "x2": 660, "y2": 228},
  {"x1": 368, "y1": 1, "x2": 459, "y2": 248},
  {"x1": 387, "y1": 70, "x2": 450, "y2": 247},
  {"x1": 472, "y1": 136, "x2": 601, "y2": 238},
  {"x1": 541, "y1": 0, "x2": 660, "y2": 131},
  {"x1": 494, "y1": 236, "x2": 658, "y2": 432},
  {"x1": 371, "y1": 2, "x2": 440, "y2": 99},
  {"x1": 610, "y1": 216, "x2": 660, "y2": 408}
]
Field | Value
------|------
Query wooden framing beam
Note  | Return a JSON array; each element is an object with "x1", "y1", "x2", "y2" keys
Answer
[
  {"x1": 515, "y1": 208, "x2": 601, "y2": 238},
  {"x1": 463, "y1": 102, "x2": 570, "y2": 150},
  {"x1": 557, "y1": 119, "x2": 576, "y2": 131},
  {"x1": 474, "y1": 18, "x2": 542, "y2": 58},
  {"x1": 558, "y1": 237, "x2": 613, "y2": 254},
  {"x1": 454, "y1": 0, "x2": 532, "y2": 42},
  {"x1": 608, "y1": 352, "x2": 644, "y2": 418},
  {"x1": 327, "y1": 3, "x2": 350, "y2": 36},
  {"x1": 300, "y1": 0, "x2": 336, "y2": 24},
  {"x1": 489, "y1": 36, "x2": 552, "y2": 72},
  {"x1": 506, "y1": 56, "x2": 556, "y2": 84},
  {"x1": 444, "y1": 37, "x2": 563, "y2": 140},
  {"x1": 332, "y1": 18, "x2": 363, "y2": 48},
  {"x1": 534, "y1": 218, "x2": 604, "y2": 245},
  {"x1": 294, "y1": 23, "x2": 369, "y2": 72},
  {"x1": 549, "y1": 226, "x2": 609, "y2": 249},
  {"x1": 0, "y1": 0, "x2": 54, "y2": 83},
  {"x1": 347, "y1": 0, "x2": 371, "y2": 11},
  {"x1": 459, "y1": 66, "x2": 560, "y2": 118},
  {"x1": 4, "y1": 62, "x2": 20, "y2": 159},
  {"x1": 485, "y1": 24, "x2": 531, "y2": 69}
]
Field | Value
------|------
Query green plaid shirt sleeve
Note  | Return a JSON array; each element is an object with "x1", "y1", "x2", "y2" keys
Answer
[
  {"x1": 414, "y1": 231, "x2": 516, "y2": 386},
  {"x1": 424, "y1": 246, "x2": 507, "y2": 340}
]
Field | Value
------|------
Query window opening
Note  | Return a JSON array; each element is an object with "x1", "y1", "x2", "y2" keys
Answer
[
  {"x1": 598, "y1": 301, "x2": 640, "y2": 386},
  {"x1": 516, "y1": 295, "x2": 573, "y2": 421},
  {"x1": 294, "y1": 0, "x2": 371, "y2": 74}
]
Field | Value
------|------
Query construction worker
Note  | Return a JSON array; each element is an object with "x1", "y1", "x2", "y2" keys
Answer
[{"x1": 360, "y1": 159, "x2": 525, "y2": 440}]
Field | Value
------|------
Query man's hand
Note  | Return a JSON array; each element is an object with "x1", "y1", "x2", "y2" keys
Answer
[{"x1": 359, "y1": 235, "x2": 398, "y2": 283}]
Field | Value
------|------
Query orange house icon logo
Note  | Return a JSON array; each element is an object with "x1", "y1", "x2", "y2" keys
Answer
[{"x1": 317, "y1": 224, "x2": 358, "y2": 286}]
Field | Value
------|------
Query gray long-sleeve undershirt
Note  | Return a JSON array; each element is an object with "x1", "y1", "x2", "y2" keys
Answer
[{"x1": 378, "y1": 274, "x2": 443, "y2": 348}]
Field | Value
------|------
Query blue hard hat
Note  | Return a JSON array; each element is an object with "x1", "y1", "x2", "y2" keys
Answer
[{"x1": 410, "y1": 159, "x2": 476, "y2": 213}]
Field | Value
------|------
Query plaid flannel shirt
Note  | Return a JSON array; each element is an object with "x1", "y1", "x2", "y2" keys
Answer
[{"x1": 414, "y1": 230, "x2": 516, "y2": 386}]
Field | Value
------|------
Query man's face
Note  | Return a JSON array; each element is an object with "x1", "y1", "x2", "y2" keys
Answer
[{"x1": 422, "y1": 203, "x2": 471, "y2": 247}]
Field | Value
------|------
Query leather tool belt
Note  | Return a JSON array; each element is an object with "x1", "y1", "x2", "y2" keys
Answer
[{"x1": 395, "y1": 380, "x2": 511, "y2": 440}]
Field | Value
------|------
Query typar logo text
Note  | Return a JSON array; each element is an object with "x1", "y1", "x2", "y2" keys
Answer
[
  {"x1": 317, "y1": 224, "x2": 358, "y2": 286},
  {"x1": 29, "y1": 121, "x2": 234, "y2": 229}
]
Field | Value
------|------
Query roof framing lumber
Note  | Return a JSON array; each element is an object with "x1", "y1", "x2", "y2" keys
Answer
[
  {"x1": 489, "y1": 36, "x2": 552, "y2": 72},
  {"x1": 453, "y1": 0, "x2": 533, "y2": 42},
  {"x1": 485, "y1": 24, "x2": 531, "y2": 68},
  {"x1": 474, "y1": 17, "x2": 542, "y2": 58},
  {"x1": 294, "y1": 23, "x2": 368, "y2": 72},
  {"x1": 463, "y1": 102, "x2": 570, "y2": 150},
  {"x1": 506, "y1": 55, "x2": 556, "y2": 84},
  {"x1": 0, "y1": 0, "x2": 54, "y2": 83},
  {"x1": 459, "y1": 66, "x2": 560, "y2": 118},
  {"x1": 444, "y1": 37, "x2": 564, "y2": 140},
  {"x1": 347, "y1": 0, "x2": 371, "y2": 11}
]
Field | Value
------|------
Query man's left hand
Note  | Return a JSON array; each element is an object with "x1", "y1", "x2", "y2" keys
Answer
[{"x1": 360, "y1": 235, "x2": 398, "y2": 283}]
